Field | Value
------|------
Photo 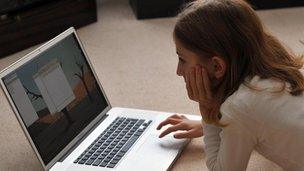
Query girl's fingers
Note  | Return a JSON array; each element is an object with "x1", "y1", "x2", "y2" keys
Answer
[
  {"x1": 186, "y1": 66, "x2": 213, "y2": 102},
  {"x1": 159, "y1": 123, "x2": 187, "y2": 138},
  {"x1": 173, "y1": 129, "x2": 200, "y2": 139},
  {"x1": 201, "y1": 67, "x2": 212, "y2": 99},
  {"x1": 185, "y1": 72, "x2": 193, "y2": 99},
  {"x1": 170, "y1": 114, "x2": 188, "y2": 120},
  {"x1": 180, "y1": 115, "x2": 188, "y2": 119},
  {"x1": 157, "y1": 117, "x2": 181, "y2": 130},
  {"x1": 195, "y1": 65, "x2": 206, "y2": 101},
  {"x1": 169, "y1": 114, "x2": 184, "y2": 119},
  {"x1": 189, "y1": 68, "x2": 199, "y2": 100}
]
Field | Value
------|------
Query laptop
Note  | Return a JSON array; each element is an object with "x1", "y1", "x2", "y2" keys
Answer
[{"x1": 0, "y1": 27, "x2": 200, "y2": 171}]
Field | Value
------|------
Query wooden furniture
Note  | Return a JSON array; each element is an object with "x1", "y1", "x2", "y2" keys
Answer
[
  {"x1": 0, "y1": 0, "x2": 97, "y2": 58},
  {"x1": 129, "y1": 0, "x2": 304, "y2": 20},
  {"x1": 249, "y1": 0, "x2": 304, "y2": 10},
  {"x1": 129, "y1": 0, "x2": 191, "y2": 19}
]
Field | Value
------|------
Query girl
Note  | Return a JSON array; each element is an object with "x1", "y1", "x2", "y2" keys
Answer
[{"x1": 157, "y1": 0, "x2": 304, "y2": 170}]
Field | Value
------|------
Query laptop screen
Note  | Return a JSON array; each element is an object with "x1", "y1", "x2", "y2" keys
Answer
[{"x1": 1, "y1": 33, "x2": 109, "y2": 165}]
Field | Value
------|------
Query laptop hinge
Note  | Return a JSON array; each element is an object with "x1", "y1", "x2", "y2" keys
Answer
[{"x1": 58, "y1": 114, "x2": 109, "y2": 162}]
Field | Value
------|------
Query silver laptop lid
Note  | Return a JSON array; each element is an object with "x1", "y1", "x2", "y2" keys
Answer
[{"x1": 0, "y1": 27, "x2": 112, "y2": 170}]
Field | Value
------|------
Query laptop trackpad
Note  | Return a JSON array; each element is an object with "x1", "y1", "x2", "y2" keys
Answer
[
  {"x1": 131, "y1": 134, "x2": 189, "y2": 170},
  {"x1": 141, "y1": 133, "x2": 187, "y2": 150}
]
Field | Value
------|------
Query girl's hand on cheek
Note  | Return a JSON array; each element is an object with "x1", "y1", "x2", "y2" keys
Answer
[{"x1": 185, "y1": 65, "x2": 220, "y2": 117}]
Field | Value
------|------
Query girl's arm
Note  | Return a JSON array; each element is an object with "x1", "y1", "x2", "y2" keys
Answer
[
  {"x1": 184, "y1": 65, "x2": 257, "y2": 170},
  {"x1": 202, "y1": 116, "x2": 256, "y2": 171}
]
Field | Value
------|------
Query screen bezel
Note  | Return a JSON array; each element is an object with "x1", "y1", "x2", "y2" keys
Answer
[{"x1": 0, "y1": 27, "x2": 112, "y2": 170}]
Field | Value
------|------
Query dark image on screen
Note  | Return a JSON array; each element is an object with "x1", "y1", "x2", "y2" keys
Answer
[{"x1": 2, "y1": 34, "x2": 108, "y2": 164}]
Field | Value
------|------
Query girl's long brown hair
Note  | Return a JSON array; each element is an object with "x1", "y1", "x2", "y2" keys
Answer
[{"x1": 174, "y1": 0, "x2": 304, "y2": 126}]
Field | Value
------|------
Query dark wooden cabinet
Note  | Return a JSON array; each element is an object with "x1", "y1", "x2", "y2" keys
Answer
[
  {"x1": 129, "y1": 0, "x2": 191, "y2": 19},
  {"x1": 0, "y1": 0, "x2": 97, "y2": 58},
  {"x1": 248, "y1": 0, "x2": 304, "y2": 10},
  {"x1": 129, "y1": 0, "x2": 304, "y2": 19}
]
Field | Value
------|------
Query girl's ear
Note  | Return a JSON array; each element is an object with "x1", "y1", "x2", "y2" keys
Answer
[{"x1": 211, "y1": 56, "x2": 226, "y2": 79}]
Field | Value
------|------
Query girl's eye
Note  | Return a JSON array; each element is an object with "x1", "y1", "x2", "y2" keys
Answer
[{"x1": 179, "y1": 58, "x2": 185, "y2": 63}]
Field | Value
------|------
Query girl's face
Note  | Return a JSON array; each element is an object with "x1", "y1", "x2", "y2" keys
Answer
[
  {"x1": 174, "y1": 37, "x2": 214, "y2": 79},
  {"x1": 174, "y1": 37, "x2": 227, "y2": 93}
]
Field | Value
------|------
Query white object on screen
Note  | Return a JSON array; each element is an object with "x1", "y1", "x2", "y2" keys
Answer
[{"x1": 33, "y1": 59, "x2": 75, "y2": 114}]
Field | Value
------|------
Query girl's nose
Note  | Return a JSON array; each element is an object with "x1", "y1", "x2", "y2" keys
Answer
[{"x1": 176, "y1": 67, "x2": 183, "y2": 76}]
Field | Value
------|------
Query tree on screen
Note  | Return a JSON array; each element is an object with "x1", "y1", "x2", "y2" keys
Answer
[
  {"x1": 74, "y1": 56, "x2": 93, "y2": 101},
  {"x1": 23, "y1": 85, "x2": 43, "y2": 101}
]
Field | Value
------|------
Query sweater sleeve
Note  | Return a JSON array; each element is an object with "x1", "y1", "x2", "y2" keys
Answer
[{"x1": 202, "y1": 102, "x2": 257, "y2": 171}]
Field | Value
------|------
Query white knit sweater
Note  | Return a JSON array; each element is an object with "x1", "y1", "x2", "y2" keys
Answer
[{"x1": 202, "y1": 74, "x2": 304, "y2": 171}]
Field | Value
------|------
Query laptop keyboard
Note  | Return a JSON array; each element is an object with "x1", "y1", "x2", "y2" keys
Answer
[{"x1": 73, "y1": 117, "x2": 152, "y2": 168}]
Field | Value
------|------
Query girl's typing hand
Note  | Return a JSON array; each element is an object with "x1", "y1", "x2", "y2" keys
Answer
[{"x1": 157, "y1": 114, "x2": 203, "y2": 139}]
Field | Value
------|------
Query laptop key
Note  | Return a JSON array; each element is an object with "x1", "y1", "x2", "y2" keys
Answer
[
  {"x1": 121, "y1": 135, "x2": 139, "y2": 153},
  {"x1": 117, "y1": 151, "x2": 125, "y2": 157},
  {"x1": 100, "y1": 153, "x2": 107, "y2": 157},
  {"x1": 134, "y1": 132, "x2": 143, "y2": 136},
  {"x1": 92, "y1": 159, "x2": 102, "y2": 166},
  {"x1": 78, "y1": 159, "x2": 86, "y2": 164},
  {"x1": 98, "y1": 155, "x2": 105, "y2": 160},
  {"x1": 113, "y1": 156, "x2": 122, "y2": 161},
  {"x1": 110, "y1": 160, "x2": 119, "y2": 164},
  {"x1": 137, "y1": 119, "x2": 145, "y2": 125},
  {"x1": 104, "y1": 158, "x2": 111, "y2": 162},
  {"x1": 73, "y1": 158, "x2": 80, "y2": 163},
  {"x1": 100, "y1": 162, "x2": 107, "y2": 167},
  {"x1": 85, "y1": 159, "x2": 95, "y2": 165},
  {"x1": 107, "y1": 164, "x2": 115, "y2": 168}
]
